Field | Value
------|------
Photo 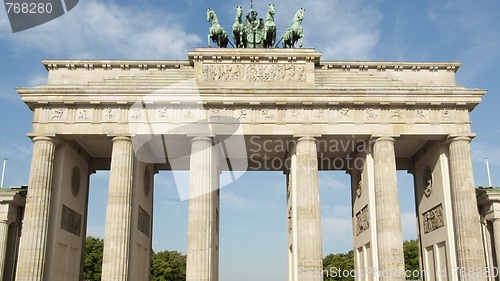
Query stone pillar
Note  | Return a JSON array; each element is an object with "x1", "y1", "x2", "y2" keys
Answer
[
  {"x1": 294, "y1": 136, "x2": 322, "y2": 280},
  {"x1": 15, "y1": 136, "x2": 57, "y2": 281},
  {"x1": 102, "y1": 136, "x2": 135, "y2": 281},
  {"x1": 492, "y1": 219, "x2": 500, "y2": 269},
  {"x1": 448, "y1": 136, "x2": 486, "y2": 274},
  {"x1": 0, "y1": 213, "x2": 14, "y2": 281},
  {"x1": 186, "y1": 136, "x2": 220, "y2": 281},
  {"x1": 372, "y1": 137, "x2": 405, "y2": 280}
]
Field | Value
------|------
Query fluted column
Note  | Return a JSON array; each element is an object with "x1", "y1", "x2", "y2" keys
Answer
[
  {"x1": 186, "y1": 137, "x2": 220, "y2": 281},
  {"x1": 294, "y1": 137, "x2": 322, "y2": 280},
  {"x1": 102, "y1": 136, "x2": 134, "y2": 281},
  {"x1": 448, "y1": 136, "x2": 486, "y2": 276},
  {"x1": 0, "y1": 213, "x2": 14, "y2": 281},
  {"x1": 15, "y1": 136, "x2": 57, "y2": 281},
  {"x1": 373, "y1": 137, "x2": 405, "y2": 280},
  {"x1": 492, "y1": 219, "x2": 500, "y2": 269}
]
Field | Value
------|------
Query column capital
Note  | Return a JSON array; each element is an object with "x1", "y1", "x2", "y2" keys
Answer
[
  {"x1": 190, "y1": 136, "x2": 212, "y2": 144},
  {"x1": 32, "y1": 135, "x2": 59, "y2": 145},
  {"x1": 296, "y1": 136, "x2": 317, "y2": 143},
  {"x1": 446, "y1": 135, "x2": 472, "y2": 144},
  {"x1": 371, "y1": 136, "x2": 396, "y2": 143},
  {"x1": 111, "y1": 136, "x2": 132, "y2": 143}
]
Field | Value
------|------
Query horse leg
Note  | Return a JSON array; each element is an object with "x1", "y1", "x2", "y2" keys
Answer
[
  {"x1": 208, "y1": 34, "x2": 212, "y2": 48},
  {"x1": 299, "y1": 34, "x2": 304, "y2": 48}
]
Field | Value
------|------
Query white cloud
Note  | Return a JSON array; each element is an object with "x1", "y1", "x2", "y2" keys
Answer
[
  {"x1": 0, "y1": 0, "x2": 201, "y2": 59},
  {"x1": 401, "y1": 212, "x2": 417, "y2": 241}
]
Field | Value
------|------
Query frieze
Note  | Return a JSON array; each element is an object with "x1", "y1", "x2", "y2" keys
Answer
[
  {"x1": 37, "y1": 106, "x2": 457, "y2": 125},
  {"x1": 365, "y1": 108, "x2": 378, "y2": 121},
  {"x1": 422, "y1": 204, "x2": 444, "y2": 234},
  {"x1": 202, "y1": 64, "x2": 306, "y2": 82},
  {"x1": 76, "y1": 109, "x2": 92, "y2": 122},
  {"x1": 50, "y1": 108, "x2": 67, "y2": 121}
]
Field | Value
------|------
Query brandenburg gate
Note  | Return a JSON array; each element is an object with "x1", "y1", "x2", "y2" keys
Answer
[{"x1": 14, "y1": 47, "x2": 487, "y2": 280}]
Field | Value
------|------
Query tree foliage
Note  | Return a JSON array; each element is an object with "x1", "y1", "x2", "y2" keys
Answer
[
  {"x1": 323, "y1": 250, "x2": 354, "y2": 281},
  {"x1": 83, "y1": 236, "x2": 103, "y2": 281},
  {"x1": 322, "y1": 240, "x2": 421, "y2": 280},
  {"x1": 151, "y1": 250, "x2": 187, "y2": 281},
  {"x1": 403, "y1": 239, "x2": 420, "y2": 279},
  {"x1": 83, "y1": 237, "x2": 187, "y2": 281}
]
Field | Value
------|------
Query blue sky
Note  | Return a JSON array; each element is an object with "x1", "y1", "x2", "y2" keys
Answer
[{"x1": 1, "y1": 0, "x2": 499, "y2": 280}]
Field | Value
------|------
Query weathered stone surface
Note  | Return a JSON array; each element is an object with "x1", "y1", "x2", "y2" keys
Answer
[{"x1": 15, "y1": 48, "x2": 488, "y2": 281}]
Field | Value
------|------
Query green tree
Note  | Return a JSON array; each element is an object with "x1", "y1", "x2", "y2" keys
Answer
[
  {"x1": 323, "y1": 240, "x2": 421, "y2": 280},
  {"x1": 83, "y1": 236, "x2": 103, "y2": 281},
  {"x1": 403, "y1": 239, "x2": 420, "y2": 279},
  {"x1": 323, "y1": 251, "x2": 354, "y2": 281},
  {"x1": 151, "y1": 250, "x2": 187, "y2": 281}
]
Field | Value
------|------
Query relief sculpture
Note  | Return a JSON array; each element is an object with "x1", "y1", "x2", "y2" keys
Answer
[
  {"x1": 355, "y1": 205, "x2": 369, "y2": 236},
  {"x1": 422, "y1": 204, "x2": 444, "y2": 234},
  {"x1": 203, "y1": 64, "x2": 306, "y2": 82}
]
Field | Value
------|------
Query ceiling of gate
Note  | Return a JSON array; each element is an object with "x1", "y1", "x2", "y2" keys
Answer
[{"x1": 67, "y1": 134, "x2": 444, "y2": 172}]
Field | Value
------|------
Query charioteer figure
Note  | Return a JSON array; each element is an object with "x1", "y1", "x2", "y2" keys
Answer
[{"x1": 244, "y1": 9, "x2": 264, "y2": 48}]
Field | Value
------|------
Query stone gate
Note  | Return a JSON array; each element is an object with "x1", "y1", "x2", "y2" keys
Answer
[{"x1": 15, "y1": 48, "x2": 487, "y2": 280}]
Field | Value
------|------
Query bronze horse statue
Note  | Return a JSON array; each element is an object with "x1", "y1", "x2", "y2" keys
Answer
[
  {"x1": 232, "y1": 6, "x2": 247, "y2": 48},
  {"x1": 263, "y1": 4, "x2": 276, "y2": 48},
  {"x1": 283, "y1": 8, "x2": 305, "y2": 48},
  {"x1": 207, "y1": 8, "x2": 229, "y2": 48}
]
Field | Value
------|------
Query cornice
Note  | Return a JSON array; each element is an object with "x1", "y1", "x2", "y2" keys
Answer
[
  {"x1": 318, "y1": 61, "x2": 461, "y2": 73},
  {"x1": 42, "y1": 60, "x2": 191, "y2": 71}
]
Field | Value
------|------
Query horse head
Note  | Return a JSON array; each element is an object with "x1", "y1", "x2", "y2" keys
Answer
[
  {"x1": 268, "y1": 4, "x2": 275, "y2": 17},
  {"x1": 293, "y1": 8, "x2": 305, "y2": 23},
  {"x1": 236, "y1": 6, "x2": 242, "y2": 18},
  {"x1": 207, "y1": 8, "x2": 215, "y2": 24}
]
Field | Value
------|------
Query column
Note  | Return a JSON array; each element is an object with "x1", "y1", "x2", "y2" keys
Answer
[
  {"x1": 294, "y1": 137, "x2": 322, "y2": 280},
  {"x1": 448, "y1": 136, "x2": 486, "y2": 274},
  {"x1": 15, "y1": 136, "x2": 57, "y2": 281},
  {"x1": 186, "y1": 137, "x2": 220, "y2": 281},
  {"x1": 492, "y1": 219, "x2": 500, "y2": 270},
  {"x1": 0, "y1": 210, "x2": 14, "y2": 281},
  {"x1": 102, "y1": 136, "x2": 134, "y2": 281},
  {"x1": 373, "y1": 137, "x2": 405, "y2": 280}
]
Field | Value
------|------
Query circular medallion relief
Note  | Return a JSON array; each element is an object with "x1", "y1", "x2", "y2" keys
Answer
[
  {"x1": 423, "y1": 167, "x2": 433, "y2": 197},
  {"x1": 71, "y1": 166, "x2": 81, "y2": 197},
  {"x1": 144, "y1": 167, "x2": 151, "y2": 197},
  {"x1": 356, "y1": 179, "x2": 363, "y2": 197}
]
